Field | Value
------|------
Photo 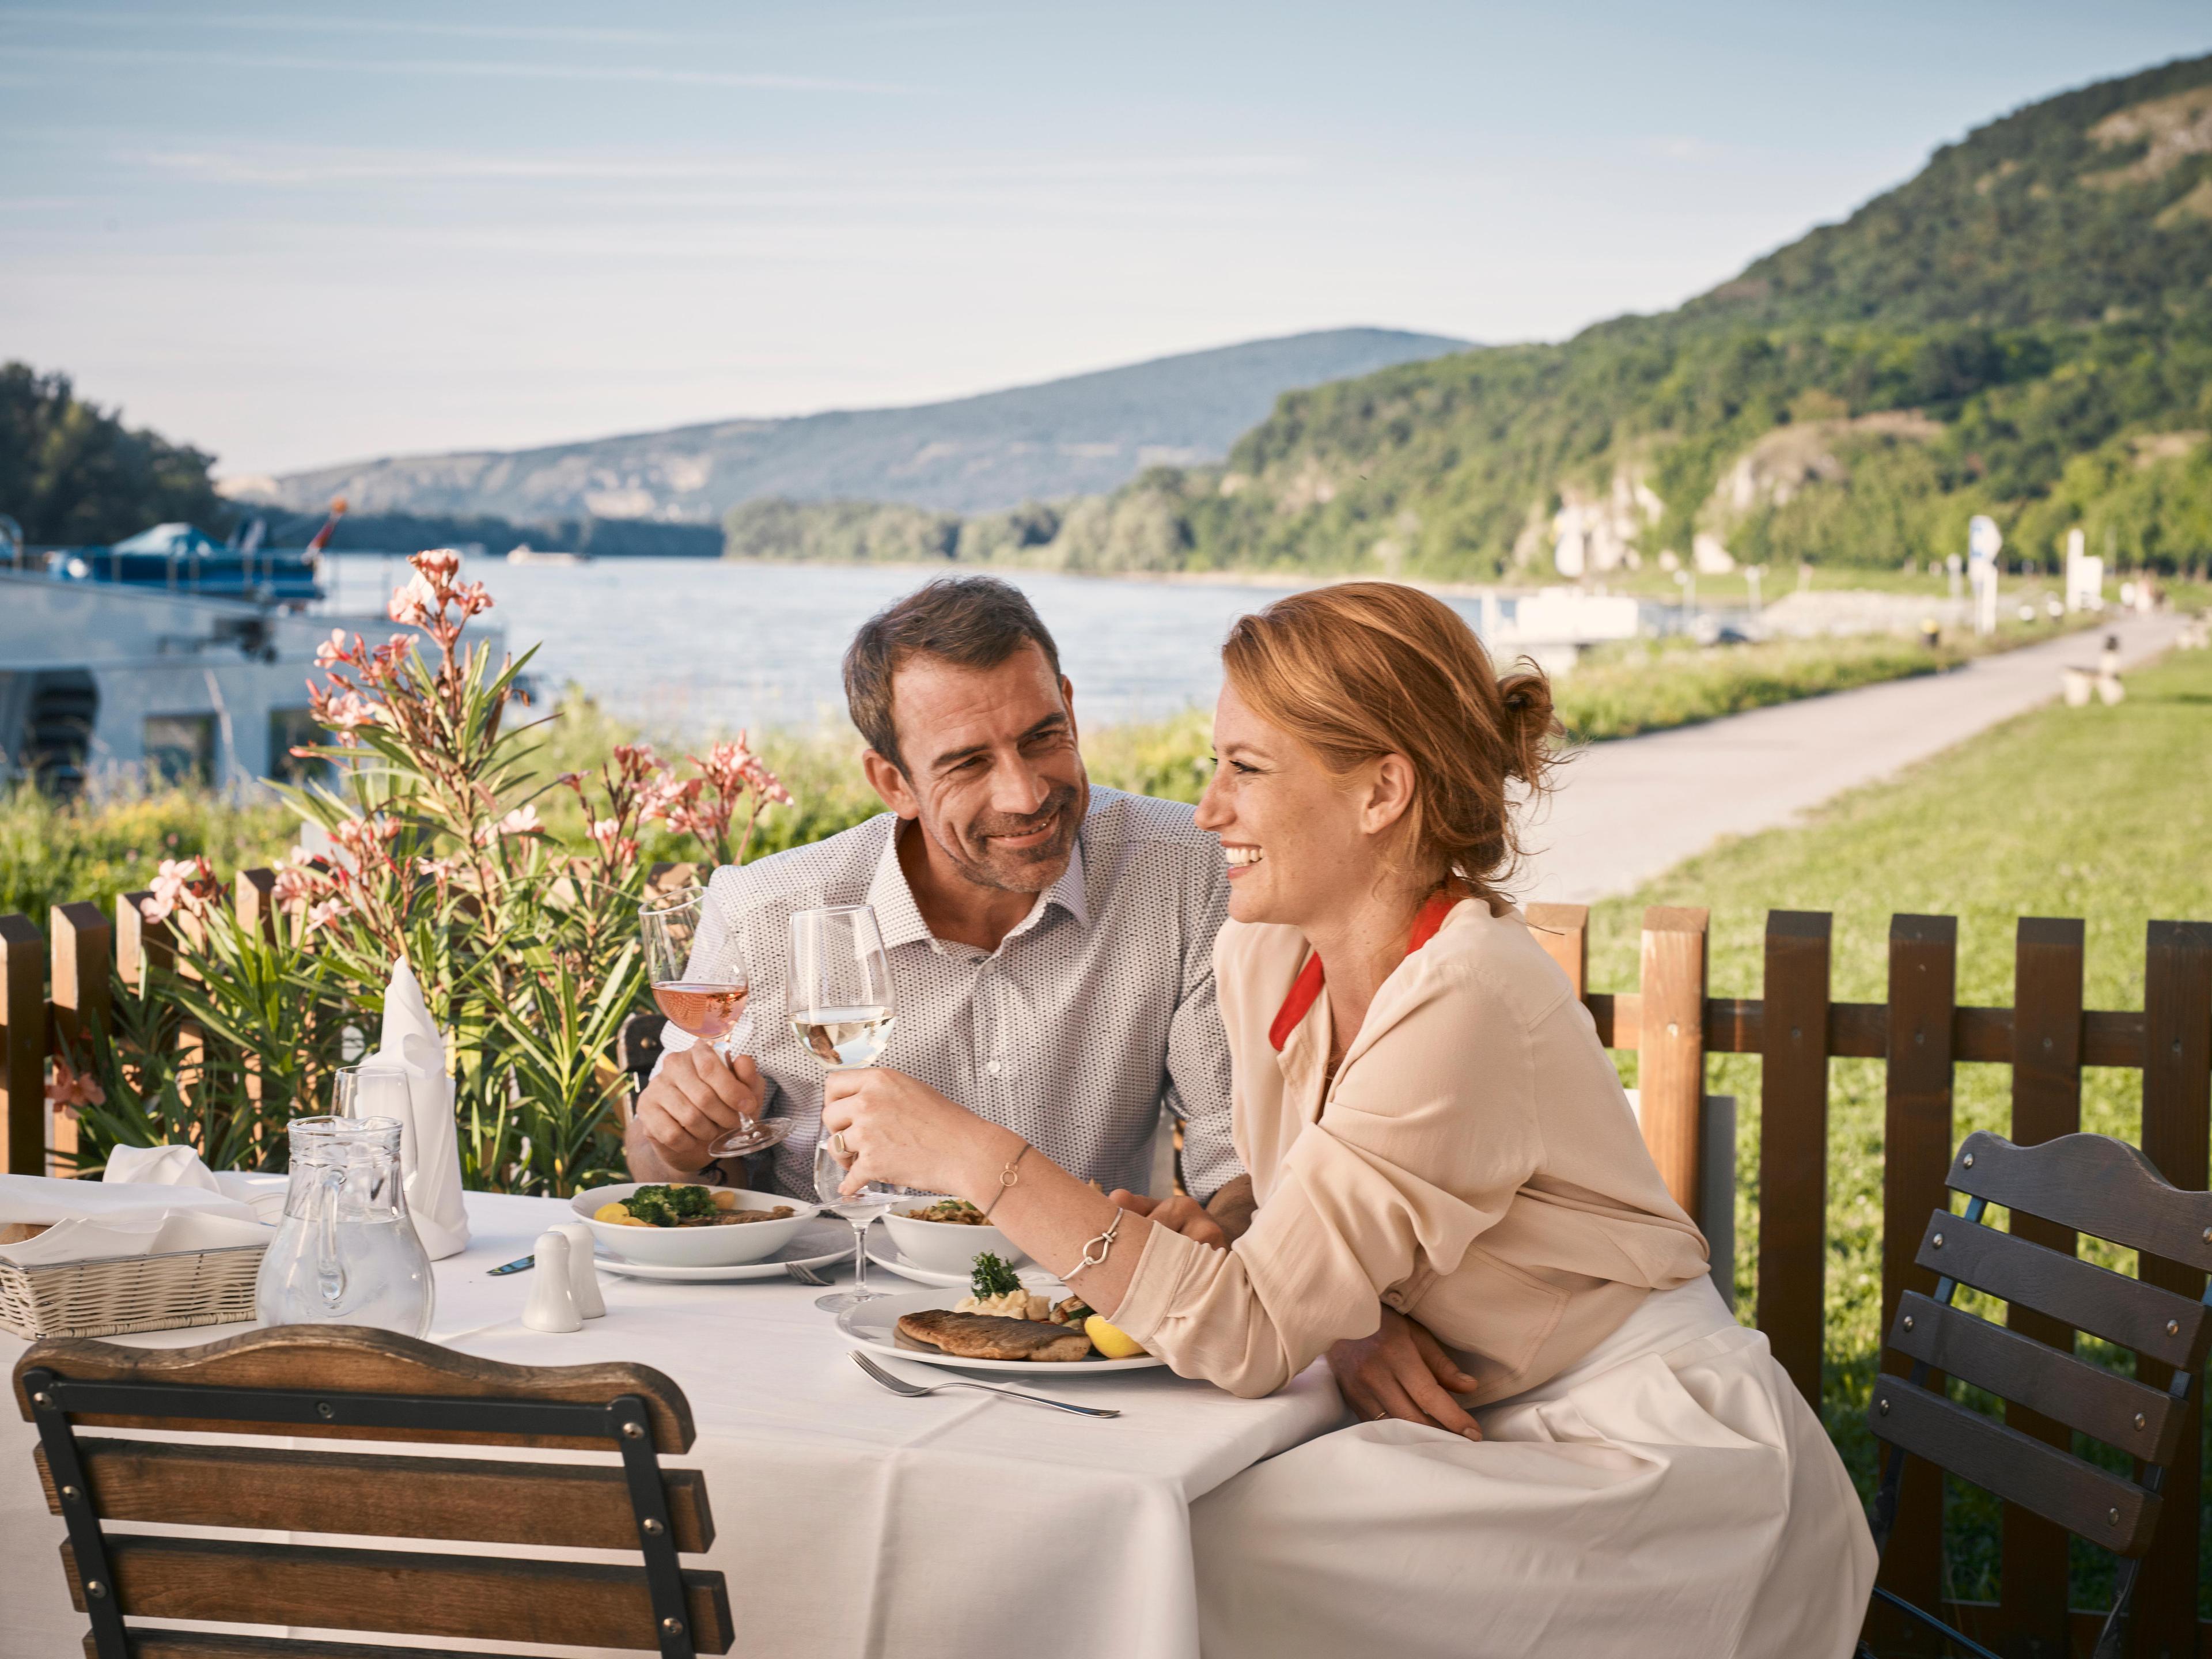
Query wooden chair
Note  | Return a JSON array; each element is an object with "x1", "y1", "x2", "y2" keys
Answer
[
  {"x1": 1862, "y1": 1131, "x2": 2212, "y2": 1659},
  {"x1": 12, "y1": 1325, "x2": 732, "y2": 1659}
]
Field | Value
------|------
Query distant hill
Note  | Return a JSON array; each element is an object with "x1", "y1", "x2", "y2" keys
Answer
[
  {"x1": 874, "y1": 53, "x2": 2212, "y2": 582},
  {"x1": 239, "y1": 328, "x2": 1466, "y2": 522}
]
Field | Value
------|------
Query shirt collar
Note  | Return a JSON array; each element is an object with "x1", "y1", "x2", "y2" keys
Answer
[{"x1": 862, "y1": 816, "x2": 1091, "y2": 951}]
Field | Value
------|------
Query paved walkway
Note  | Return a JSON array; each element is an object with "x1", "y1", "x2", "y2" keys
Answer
[{"x1": 1517, "y1": 612, "x2": 2186, "y2": 906}]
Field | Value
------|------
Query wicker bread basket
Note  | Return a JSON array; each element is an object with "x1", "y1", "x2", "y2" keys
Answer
[{"x1": 0, "y1": 1241, "x2": 267, "y2": 1340}]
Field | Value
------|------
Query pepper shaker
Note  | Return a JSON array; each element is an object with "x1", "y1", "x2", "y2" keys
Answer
[
  {"x1": 521, "y1": 1229, "x2": 583, "y2": 1332},
  {"x1": 554, "y1": 1221, "x2": 606, "y2": 1319}
]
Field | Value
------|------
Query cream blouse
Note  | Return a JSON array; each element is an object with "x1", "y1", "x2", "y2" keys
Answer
[{"x1": 1109, "y1": 897, "x2": 1710, "y2": 1401}]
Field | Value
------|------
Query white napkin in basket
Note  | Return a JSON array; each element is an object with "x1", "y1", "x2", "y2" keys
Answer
[
  {"x1": 361, "y1": 957, "x2": 470, "y2": 1260},
  {"x1": 0, "y1": 1173, "x2": 266, "y2": 1268}
]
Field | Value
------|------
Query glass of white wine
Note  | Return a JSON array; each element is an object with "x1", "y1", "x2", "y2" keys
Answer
[{"x1": 790, "y1": 903, "x2": 900, "y2": 1311}]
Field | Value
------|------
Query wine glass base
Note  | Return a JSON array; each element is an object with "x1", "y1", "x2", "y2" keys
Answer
[
  {"x1": 709, "y1": 1118, "x2": 794, "y2": 1157},
  {"x1": 814, "y1": 1288, "x2": 887, "y2": 1313}
]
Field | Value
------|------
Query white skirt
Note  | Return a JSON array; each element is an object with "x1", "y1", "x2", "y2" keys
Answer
[{"x1": 1190, "y1": 1278, "x2": 1875, "y2": 1659}]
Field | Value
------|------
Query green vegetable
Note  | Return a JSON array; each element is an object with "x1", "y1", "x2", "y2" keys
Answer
[
  {"x1": 627, "y1": 1184, "x2": 715, "y2": 1227},
  {"x1": 969, "y1": 1251, "x2": 1022, "y2": 1299}
]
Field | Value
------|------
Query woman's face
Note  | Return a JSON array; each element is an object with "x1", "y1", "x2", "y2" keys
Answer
[{"x1": 1195, "y1": 681, "x2": 1392, "y2": 929}]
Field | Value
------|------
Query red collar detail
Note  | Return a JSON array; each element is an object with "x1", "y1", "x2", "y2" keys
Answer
[{"x1": 1267, "y1": 891, "x2": 1460, "y2": 1052}]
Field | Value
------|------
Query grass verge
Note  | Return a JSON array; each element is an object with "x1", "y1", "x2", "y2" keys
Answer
[{"x1": 1580, "y1": 640, "x2": 2212, "y2": 1613}]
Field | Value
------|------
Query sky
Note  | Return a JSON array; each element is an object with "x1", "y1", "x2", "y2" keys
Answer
[{"x1": 4, "y1": 2, "x2": 2209, "y2": 480}]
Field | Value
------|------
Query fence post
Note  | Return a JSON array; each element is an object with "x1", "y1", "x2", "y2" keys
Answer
[
  {"x1": 1759, "y1": 910, "x2": 1831, "y2": 1408},
  {"x1": 235, "y1": 867, "x2": 278, "y2": 939},
  {"x1": 1525, "y1": 902, "x2": 1588, "y2": 998},
  {"x1": 1, "y1": 913, "x2": 46, "y2": 1176},
  {"x1": 1637, "y1": 907, "x2": 1708, "y2": 1221},
  {"x1": 116, "y1": 889, "x2": 171, "y2": 993},
  {"x1": 2134, "y1": 919, "x2": 2210, "y2": 1659},
  {"x1": 1996, "y1": 916, "x2": 2084, "y2": 1658},
  {"x1": 1878, "y1": 912, "x2": 1959, "y2": 1633},
  {"x1": 48, "y1": 901, "x2": 111, "y2": 1179}
]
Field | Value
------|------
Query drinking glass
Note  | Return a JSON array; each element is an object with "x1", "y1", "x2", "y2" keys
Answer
[
  {"x1": 811, "y1": 1137, "x2": 910, "y2": 1313},
  {"x1": 641, "y1": 886, "x2": 788, "y2": 1156},
  {"x1": 790, "y1": 903, "x2": 901, "y2": 1311},
  {"x1": 332, "y1": 1063, "x2": 411, "y2": 1122},
  {"x1": 255, "y1": 1115, "x2": 435, "y2": 1336}
]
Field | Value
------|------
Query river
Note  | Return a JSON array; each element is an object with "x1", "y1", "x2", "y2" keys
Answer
[{"x1": 321, "y1": 556, "x2": 1490, "y2": 737}]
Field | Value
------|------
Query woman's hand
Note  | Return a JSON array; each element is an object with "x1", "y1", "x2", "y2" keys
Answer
[
  {"x1": 1328, "y1": 1308, "x2": 1483, "y2": 1440},
  {"x1": 819, "y1": 1067, "x2": 1012, "y2": 1198}
]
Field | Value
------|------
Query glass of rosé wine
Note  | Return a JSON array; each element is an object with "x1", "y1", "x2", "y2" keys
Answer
[{"x1": 640, "y1": 885, "x2": 790, "y2": 1156}]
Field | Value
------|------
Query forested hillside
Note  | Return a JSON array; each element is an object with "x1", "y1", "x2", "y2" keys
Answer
[
  {"x1": 0, "y1": 364, "x2": 230, "y2": 546},
  {"x1": 754, "y1": 54, "x2": 2212, "y2": 581}
]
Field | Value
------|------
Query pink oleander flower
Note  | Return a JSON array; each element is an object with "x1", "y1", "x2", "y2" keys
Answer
[
  {"x1": 416, "y1": 854, "x2": 467, "y2": 884},
  {"x1": 412, "y1": 548, "x2": 461, "y2": 582},
  {"x1": 142, "y1": 855, "x2": 218, "y2": 924},
  {"x1": 388, "y1": 573, "x2": 437, "y2": 627},
  {"x1": 313, "y1": 628, "x2": 351, "y2": 669},
  {"x1": 474, "y1": 804, "x2": 544, "y2": 846},
  {"x1": 271, "y1": 850, "x2": 324, "y2": 907},
  {"x1": 46, "y1": 1054, "x2": 105, "y2": 1118},
  {"x1": 305, "y1": 897, "x2": 350, "y2": 933},
  {"x1": 588, "y1": 817, "x2": 621, "y2": 851}
]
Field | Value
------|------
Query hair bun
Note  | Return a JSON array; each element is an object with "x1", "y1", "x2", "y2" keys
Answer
[{"x1": 1495, "y1": 670, "x2": 1558, "y2": 786}]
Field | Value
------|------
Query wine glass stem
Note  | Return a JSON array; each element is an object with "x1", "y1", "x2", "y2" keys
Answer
[{"x1": 850, "y1": 1219, "x2": 871, "y2": 1293}]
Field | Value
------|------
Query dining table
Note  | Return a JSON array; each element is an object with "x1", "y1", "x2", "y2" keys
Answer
[{"x1": 1, "y1": 1189, "x2": 1346, "y2": 1659}]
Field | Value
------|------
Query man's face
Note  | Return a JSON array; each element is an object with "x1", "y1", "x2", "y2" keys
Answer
[{"x1": 868, "y1": 642, "x2": 1088, "y2": 894}]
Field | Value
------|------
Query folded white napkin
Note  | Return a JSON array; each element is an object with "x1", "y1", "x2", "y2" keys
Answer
[
  {"x1": 362, "y1": 957, "x2": 470, "y2": 1260},
  {"x1": 0, "y1": 1167, "x2": 267, "y2": 1268}
]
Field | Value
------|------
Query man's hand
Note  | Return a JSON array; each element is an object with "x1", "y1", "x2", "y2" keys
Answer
[
  {"x1": 1328, "y1": 1309, "x2": 1483, "y2": 1440},
  {"x1": 1202, "y1": 1173, "x2": 1256, "y2": 1242},
  {"x1": 626, "y1": 1047, "x2": 765, "y2": 1180},
  {"x1": 1107, "y1": 1190, "x2": 1228, "y2": 1251}
]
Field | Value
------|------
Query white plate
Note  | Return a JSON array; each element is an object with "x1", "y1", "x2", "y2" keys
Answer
[
  {"x1": 865, "y1": 1240, "x2": 1060, "y2": 1291},
  {"x1": 837, "y1": 1287, "x2": 1166, "y2": 1374},
  {"x1": 596, "y1": 1219, "x2": 852, "y2": 1282},
  {"x1": 571, "y1": 1181, "x2": 820, "y2": 1267}
]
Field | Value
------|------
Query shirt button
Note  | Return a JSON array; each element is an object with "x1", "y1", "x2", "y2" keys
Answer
[{"x1": 987, "y1": 1060, "x2": 1002, "y2": 1076}]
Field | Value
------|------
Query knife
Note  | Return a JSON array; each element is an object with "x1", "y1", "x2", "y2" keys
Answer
[{"x1": 488, "y1": 1255, "x2": 535, "y2": 1275}]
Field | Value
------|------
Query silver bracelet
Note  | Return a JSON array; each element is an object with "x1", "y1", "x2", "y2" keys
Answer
[
  {"x1": 980, "y1": 1141, "x2": 1032, "y2": 1221},
  {"x1": 1067, "y1": 1208, "x2": 1123, "y2": 1279}
]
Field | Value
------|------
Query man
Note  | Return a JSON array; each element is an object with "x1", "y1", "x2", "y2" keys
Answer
[
  {"x1": 628, "y1": 575, "x2": 1253, "y2": 1230},
  {"x1": 627, "y1": 575, "x2": 1479, "y2": 1435}
]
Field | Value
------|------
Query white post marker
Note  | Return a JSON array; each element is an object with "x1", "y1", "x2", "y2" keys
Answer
[{"x1": 1967, "y1": 516, "x2": 2002, "y2": 636}]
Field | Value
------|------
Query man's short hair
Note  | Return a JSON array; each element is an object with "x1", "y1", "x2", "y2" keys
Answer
[{"x1": 842, "y1": 576, "x2": 1065, "y2": 772}]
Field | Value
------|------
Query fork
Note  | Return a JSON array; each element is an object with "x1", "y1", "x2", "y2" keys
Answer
[
  {"x1": 785, "y1": 1260, "x2": 831, "y2": 1286},
  {"x1": 850, "y1": 1350, "x2": 1121, "y2": 1418}
]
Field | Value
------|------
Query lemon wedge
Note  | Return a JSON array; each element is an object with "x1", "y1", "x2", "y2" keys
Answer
[
  {"x1": 593, "y1": 1202, "x2": 632, "y2": 1224},
  {"x1": 1085, "y1": 1315, "x2": 1146, "y2": 1359}
]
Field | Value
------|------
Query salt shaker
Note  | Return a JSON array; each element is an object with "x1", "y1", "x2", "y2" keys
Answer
[
  {"x1": 554, "y1": 1221, "x2": 606, "y2": 1319},
  {"x1": 521, "y1": 1229, "x2": 583, "y2": 1332}
]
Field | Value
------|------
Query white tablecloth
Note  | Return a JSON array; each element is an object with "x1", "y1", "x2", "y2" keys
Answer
[{"x1": 2, "y1": 1191, "x2": 1343, "y2": 1658}]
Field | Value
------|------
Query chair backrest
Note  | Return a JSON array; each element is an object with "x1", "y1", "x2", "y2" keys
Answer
[
  {"x1": 1868, "y1": 1131, "x2": 2212, "y2": 1559},
  {"x1": 12, "y1": 1324, "x2": 732, "y2": 1659}
]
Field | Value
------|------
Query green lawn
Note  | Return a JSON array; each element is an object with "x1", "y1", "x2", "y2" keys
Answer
[{"x1": 1580, "y1": 639, "x2": 2212, "y2": 1612}]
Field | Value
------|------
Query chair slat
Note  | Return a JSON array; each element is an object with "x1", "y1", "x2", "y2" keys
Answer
[
  {"x1": 1866, "y1": 1379, "x2": 2159, "y2": 1558},
  {"x1": 64, "y1": 1536, "x2": 733, "y2": 1654},
  {"x1": 1885, "y1": 1293, "x2": 2184, "y2": 1464},
  {"x1": 91, "y1": 1631, "x2": 542, "y2": 1659},
  {"x1": 1758, "y1": 910, "x2": 1831, "y2": 1407},
  {"x1": 13, "y1": 1327, "x2": 693, "y2": 1452},
  {"x1": 1914, "y1": 1214, "x2": 2207, "y2": 1371},
  {"x1": 36, "y1": 1438, "x2": 714, "y2": 1553},
  {"x1": 1948, "y1": 1132, "x2": 2212, "y2": 1272}
]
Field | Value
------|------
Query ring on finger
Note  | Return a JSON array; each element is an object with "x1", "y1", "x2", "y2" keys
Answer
[
  {"x1": 1369, "y1": 1410, "x2": 1389, "y2": 1422},
  {"x1": 830, "y1": 1131, "x2": 851, "y2": 1158}
]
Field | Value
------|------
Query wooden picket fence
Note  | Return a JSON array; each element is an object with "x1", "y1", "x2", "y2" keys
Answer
[
  {"x1": 0, "y1": 880, "x2": 2206, "y2": 1657},
  {"x1": 1526, "y1": 902, "x2": 2211, "y2": 1659}
]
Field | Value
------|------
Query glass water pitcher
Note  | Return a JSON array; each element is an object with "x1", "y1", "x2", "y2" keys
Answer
[{"x1": 255, "y1": 1115, "x2": 435, "y2": 1337}]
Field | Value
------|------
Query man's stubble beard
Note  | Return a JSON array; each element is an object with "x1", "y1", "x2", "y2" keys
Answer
[{"x1": 929, "y1": 778, "x2": 1086, "y2": 896}]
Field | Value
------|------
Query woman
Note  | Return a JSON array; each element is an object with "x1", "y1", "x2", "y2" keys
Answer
[{"x1": 822, "y1": 582, "x2": 1874, "y2": 1658}]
